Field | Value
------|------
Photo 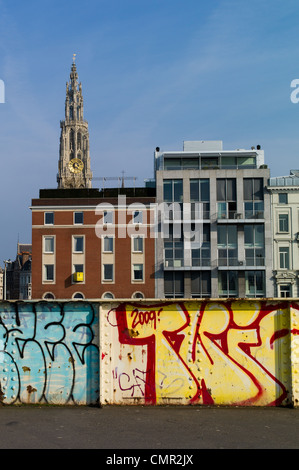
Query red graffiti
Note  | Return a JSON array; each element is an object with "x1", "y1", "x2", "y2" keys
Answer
[
  {"x1": 109, "y1": 300, "x2": 296, "y2": 406},
  {"x1": 131, "y1": 308, "x2": 162, "y2": 330}
]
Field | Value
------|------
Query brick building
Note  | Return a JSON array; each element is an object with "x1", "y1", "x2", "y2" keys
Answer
[{"x1": 31, "y1": 188, "x2": 156, "y2": 300}]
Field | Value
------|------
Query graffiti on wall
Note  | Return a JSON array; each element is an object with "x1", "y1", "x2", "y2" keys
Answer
[
  {"x1": 0, "y1": 299, "x2": 298, "y2": 406},
  {"x1": 0, "y1": 302, "x2": 99, "y2": 405},
  {"x1": 103, "y1": 300, "x2": 299, "y2": 406}
]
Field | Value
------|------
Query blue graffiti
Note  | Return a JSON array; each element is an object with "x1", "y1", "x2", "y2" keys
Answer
[{"x1": 0, "y1": 302, "x2": 99, "y2": 405}]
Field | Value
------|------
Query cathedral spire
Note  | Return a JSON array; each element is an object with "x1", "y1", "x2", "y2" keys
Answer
[{"x1": 57, "y1": 57, "x2": 93, "y2": 189}]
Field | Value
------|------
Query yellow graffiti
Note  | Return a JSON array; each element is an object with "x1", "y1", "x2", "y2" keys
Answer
[{"x1": 113, "y1": 300, "x2": 293, "y2": 406}]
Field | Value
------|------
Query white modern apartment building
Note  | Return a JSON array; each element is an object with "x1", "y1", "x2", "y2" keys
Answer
[
  {"x1": 268, "y1": 170, "x2": 299, "y2": 297},
  {"x1": 154, "y1": 140, "x2": 274, "y2": 299}
]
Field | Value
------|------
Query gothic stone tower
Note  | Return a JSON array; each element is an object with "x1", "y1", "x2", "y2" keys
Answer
[{"x1": 57, "y1": 57, "x2": 92, "y2": 188}]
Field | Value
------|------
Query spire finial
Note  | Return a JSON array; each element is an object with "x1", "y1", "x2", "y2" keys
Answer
[{"x1": 73, "y1": 53, "x2": 76, "y2": 64}]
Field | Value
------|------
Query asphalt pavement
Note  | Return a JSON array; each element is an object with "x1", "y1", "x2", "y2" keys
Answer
[{"x1": 0, "y1": 404, "x2": 298, "y2": 451}]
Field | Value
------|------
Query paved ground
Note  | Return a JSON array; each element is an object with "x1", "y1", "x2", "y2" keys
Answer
[{"x1": 0, "y1": 405, "x2": 298, "y2": 451}]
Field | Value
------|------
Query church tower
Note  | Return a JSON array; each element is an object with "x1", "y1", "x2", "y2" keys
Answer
[{"x1": 57, "y1": 56, "x2": 92, "y2": 188}]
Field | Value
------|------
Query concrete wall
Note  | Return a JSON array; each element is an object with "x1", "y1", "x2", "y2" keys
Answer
[{"x1": 0, "y1": 299, "x2": 299, "y2": 407}]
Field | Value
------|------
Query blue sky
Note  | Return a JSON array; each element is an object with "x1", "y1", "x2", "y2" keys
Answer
[{"x1": 0, "y1": 0, "x2": 299, "y2": 265}]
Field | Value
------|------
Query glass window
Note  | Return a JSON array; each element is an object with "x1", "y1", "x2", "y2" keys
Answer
[
  {"x1": 280, "y1": 284, "x2": 292, "y2": 298},
  {"x1": 103, "y1": 264, "x2": 113, "y2": 281},
  {"x1": 132, "y1": 292, "x2": 145, "y2": 299},
  {"x1": 74, "y1": 212, "x2": 83, "y2": 224},
  {"x1": 133, "y1": 264, "x2": 143, "y2": 281},
  {"x1": 103, "y1": 236, "x2": 113, "y2": 252},
  {"x1": 164, "y1": 272, "x2": 184, "y2": 298},
  {"x1": 201, "y1": 157, "x2": 218, "y2": 169},
  {"x1": 217, "y1": 179, "x2": 236, "y2": 218},
  {"x1": 279, "y1": 214, "x2": 289, "y2": 232},
  {"x1": 182, "y1": 158, "x2": 199, "y2": 169},
  {"x1": 43, "y1": 292, "x2": 55, "y2": 299},
  {"x1": 218, "y1": 271, "x2": 238, "y2": 297},
  {"x1": 244, "y1": 225, "x2": 264, "y2": 266},
  {"x1": 238, "y1": 156, "x2": 255, "y2": 167},
  {"x1": 74, "y1": 264, "x2": 83, "y2": 273},
  {"x1": 73, "y1": 236, "x2": 84, "y2": 252},
  {"x1": 102, "y1": 292, "x2": 114, "y2": 299},
  {"x1": 279, "y1": 193, "x2": 288, "y2": 204},
  {"x1": 44, "y1": 264, "x2": 54, "y2": 281},
  {"x1": 45, "y1": 212, "x2": 54, "y2": 225},
  {"x1": 191, "y1": 272, "x2": 211, "y2": 298},
  {"x1": 104, "y1": 211, "x2": 113, "y2": 224},
  {"x1": 244, "y1": 178, "x2": 263, "y2": 201},
  {"x1": 279, "y1": 247, "x2": 290, "y2": 269},
  {"x1": 217, "y1": 225, "x2": 237, "y2": 266},
  {"x1": 163, "y1": 179, "x2": 183, "y2": 202},
  {"x1": 133, "y1": 211, "x2": 143, "y2": 224},
  {"x1": 190, "y1": 179, "x2": 210, "y2": 219},
  {"x1": 217, "y1": 178, "x2": 236, "y2": 201},
  {"x1": 73, "y1": 292, "x2": 84, "y2": 299},
  {"x1": 245, "y1": 271, "x2": 265, "y2": 297},
  {"x1": 191, "y1": 225, "x2": 210, "y2": 266},
  {"x1": 164, "y1": 158, "x2": 181, "y2": 170},
  {"x1": 164, "y1": 225, "x2": 184, "y2": 266},
  {"x1": 133, "y1": 236, "x2": 143, "y2": 252},
  {"x1": 221, "y1": 156, "x2": 236, "y2": 168},
  {"x1": 44, "y1": 236, "x2": 54, "y2": 253}
]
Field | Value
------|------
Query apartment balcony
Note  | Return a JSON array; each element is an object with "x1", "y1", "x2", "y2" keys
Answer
[
  {"x1": 217, "y1": 257, "x2": 265, "y2": 268},
  {"x1": 214, "y1": 211, "x2": 265, "y2": 222},
  {"x1": 164, "y1": 257, "x2": 211, "y2": 270},
  {"x1": 163, "y1": 257, "x2": 265, "y2": 270}
]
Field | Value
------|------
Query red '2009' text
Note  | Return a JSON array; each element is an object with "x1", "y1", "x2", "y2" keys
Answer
[{"x1": 131, "y1": 308, "x2": 162, "y2": 330}]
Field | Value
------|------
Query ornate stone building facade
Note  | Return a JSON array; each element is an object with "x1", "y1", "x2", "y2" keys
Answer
[
  {"x1": 57, "y1": 57, "x2": 92, "y2": 189},
  {"x1": 268, "y1": 170, "x2": 299, "y2": 297}
]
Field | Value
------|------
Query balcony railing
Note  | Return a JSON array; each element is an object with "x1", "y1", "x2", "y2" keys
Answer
[
  {"x1": 214, "y1": 211, "x2": 264, "y2": 220},
  {"x1": 164, "y1": 257, "x2": 265, "y2": 268},
  {"x1": 217, "y1": 257, "x2": 265, "y2": 267}
]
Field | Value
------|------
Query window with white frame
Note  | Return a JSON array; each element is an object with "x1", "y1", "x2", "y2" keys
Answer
[
  {"x1": 133, "y1": 236, "x2": 143, "y2": 253},
  {"x1": 44, "y1": 264, "x2": 54, "y2": 282},
  {"x1": 103, "y1": 236, "x2": 113, "y2": 253},
  {"x1": 132, "y1": 291, "x2": 145, "y2": 299},
  {"x1": 74, "y1": 212, "x2": 84, "y2": 224},
  {"x1": 103, "y1": 264, "x2": 113, "y2": 281},
  {"x1": 104, "y1": 210, "x2": 113, "y2": 224},
  {"x1": 279, "y1": 247, "x2": 290, "y2": 269},
  {"x1": 44, "y1": 236, "x2": 54, "y2": 253},
  {"x1": 43, "y1": 292, "x2": 55, "y2": 299},
  {"x1": 133, "y1": 211, "x2": 143, "y2": 224},
  {"x1": 73, "y1": 292, "x2": 85, "y2": 299},
  {"x1": 102, "y1": 292, "x2": 114, "y2": 299},
  {"x1": 133, "y1": 264, "x2": 143, "y2": 281},
  {"x1": 45, "y1": 212, "x2": 54, "y2": 225},
  {"x1": 73, "y1": 236, "x2": 84, "y2": 253},
  {"x1": 280, "y1": 284, "x2": 292, "y2": 298},
  {"x1": 278, "y1": 214, "x2": 289, "y2": 232},
  {"x1": 74, "y1": 264, "x2": 84, "y2": 274}
]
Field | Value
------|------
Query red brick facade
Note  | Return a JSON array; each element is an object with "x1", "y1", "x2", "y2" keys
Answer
[{"x1": 31, "y1": 190, "x2": 156, "y2": 300}]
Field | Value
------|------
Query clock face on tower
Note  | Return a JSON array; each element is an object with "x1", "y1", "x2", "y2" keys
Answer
[{"x1": 69, "y1": 158, "x2": 84, "y2": 173}]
